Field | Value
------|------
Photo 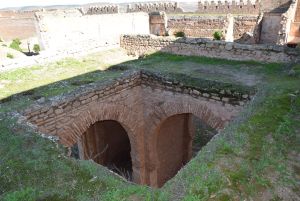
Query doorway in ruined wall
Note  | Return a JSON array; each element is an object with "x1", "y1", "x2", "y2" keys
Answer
[
  {"x1": 75, "y1": 120, "x2": 133, "y2": 181},
  {"x1": 155, "y1": 113, "x2": 217, "y2": 187}
]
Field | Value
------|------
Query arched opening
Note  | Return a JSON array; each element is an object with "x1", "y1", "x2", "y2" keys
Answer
[
  {"x1": 155, "y1": 113, "x2": 217, "y2": 187},
  {"x1": 76, "y1": 120, "x2": 132, "y2": 181}
]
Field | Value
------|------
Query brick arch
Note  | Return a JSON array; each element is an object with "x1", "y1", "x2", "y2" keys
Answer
[
  {"x1": 147, "y1": 100, "x2": 226, "y2": 135},
  {"x1": 57, "y1": 102, "x2": 144, "y2": 183},
  {"x1": 58, "y1": 102, "x2": 139, "y2": 147},
  {"x1": 145, "y1": 100, "x2": 227, "y2": 187}
]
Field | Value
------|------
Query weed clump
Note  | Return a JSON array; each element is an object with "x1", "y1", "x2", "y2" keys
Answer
[
  {"x1": 9, "y1": 38, "x2": 22, "y2": 52},
  {"x1": 213, "y1": 31, "x2": 223, "y2": 40},
  {"x1": 33, "y1": 44, "x2": 41, "y2": 54},
  {"x1": 6, "y1": 53, "x2": 14, "y2": 59},
  {"x1": 174, "y1": 31, "x2": 185, "y2": 37}
]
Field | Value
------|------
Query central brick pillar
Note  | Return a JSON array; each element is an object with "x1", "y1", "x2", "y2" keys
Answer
[{"x1": 150, "y1": 113, "x2": 194, "y2": 187}]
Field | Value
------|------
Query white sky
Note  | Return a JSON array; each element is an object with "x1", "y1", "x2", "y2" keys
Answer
[
  {"x1": 0, "y1": 0, "x2": 249, "y2": 9},
  {"x1": 0, "y1": 0, "x2": 197, "y2": 9}
]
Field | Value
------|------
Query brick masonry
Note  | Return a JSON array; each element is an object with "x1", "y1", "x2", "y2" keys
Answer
[
  {"x1": 23, "y1": 70, "x2": 248, "y2": 187},
  {"x1": 120, "y1": 35, "x2": 300, "y2": 63}
]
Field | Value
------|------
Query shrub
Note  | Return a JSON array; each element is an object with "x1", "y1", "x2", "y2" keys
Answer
[
  {"x1": 174, "y1": 31, "x2": 185, "y2": 37},
  {"x1": 6, "y1": 53, "x2": 14, "y2": 59},
  {"x1": 33, "y1": 44, "x2": 41, "y2": 53},
  {"x1": 9, "y1": 38, "x2": 22, "y2": 52},
  {"x1": 213, "y1": 31, "x2": 223, "y2": 40}
]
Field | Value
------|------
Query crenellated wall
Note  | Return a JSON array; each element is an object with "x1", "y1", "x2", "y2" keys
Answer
[
  {"x1": 197, "y1": 0, "x2": 260, "y2": 15},
  {"x1": 127, "y1": 2, "x2": 183, "y2": 13},
  {"x1": 120, "y1": 35, "x2": 300, "y2": 63},
  {"x1": 81, "y1": 5, "x2": 119, "y2": 15}
]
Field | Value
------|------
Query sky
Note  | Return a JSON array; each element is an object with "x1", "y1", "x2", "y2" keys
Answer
[
  {"x1": 0, "y1": 0, "x2": 198, "y2": 9},
  {"x1": 0, "y1": 0, "x2": 249, "y2": 9}
]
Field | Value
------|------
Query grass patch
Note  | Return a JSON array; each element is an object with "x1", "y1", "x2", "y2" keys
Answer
[{"x1": 0, "y1": 50, "x2": 299, "y2": 200}]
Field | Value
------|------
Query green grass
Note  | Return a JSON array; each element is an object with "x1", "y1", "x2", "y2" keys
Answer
[{"x1": 0, "y1": 49, "x2": 299, "y2": 200}]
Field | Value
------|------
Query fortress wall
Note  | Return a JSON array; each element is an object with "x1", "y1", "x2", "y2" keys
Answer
[
  {"x1": 121, "y1": 35, "x2": 299, "y2": 63},
  {"x1": 35, "y1": 10, "x2": 150, "y2": 51},
  {"x1": 197, "y1": 0, "x2": 260, "y2": 15},
  {"x1": 127, "y1": 2, "x2": 183, "y2": 13},
  {"x1": 81, "y1": 5, "x2": 119, "y2": 15},
  {"x1": 0, "y1": 11, "x2": 37, "y2": 41}
]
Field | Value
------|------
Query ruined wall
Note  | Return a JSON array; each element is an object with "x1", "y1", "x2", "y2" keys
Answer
[
  {"x1": 120, "y1": 35, "x2": 300, "y2": 63},
  {"x1": 23, "y1": 70, "x2": 246, "y2": 186},
  {"x1": 150, "y1": 12, "x2": 167, "y2": 36},
  {"x1": 127, "y1": 2, "x2": 183, "y2": 13},
  {"x1": 0, "y1": 11, "x2": 37, "y2": 41},
  {"x1": 167, "y1": 16, "x2": 228, "y2": 38},
  {"x1": 260, "y1": 13, "x2": 282, "y2": 44},
  {"x1": 167, "y1": 15, "x2": 259, "y2": 41},
  {"x1": 233, "y1": 16, "x2": 258, "y2": 40},
  {"x1": 197, "y1": 0, "x2": 260, "y2": 15},
  {"x1": 288, "y1": 0, "x2": 300, "y2": 44},
  {"x1": 35, "y1": 10, "x2": 150, "y2": 51}
]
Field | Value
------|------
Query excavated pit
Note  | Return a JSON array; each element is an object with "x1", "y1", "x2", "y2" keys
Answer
[{"x1": 23, "y1": 70, "x2": 253, "y2": 187}]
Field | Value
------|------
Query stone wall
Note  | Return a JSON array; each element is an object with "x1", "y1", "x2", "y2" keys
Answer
[
  {"x1": 81, "y1": 5, "x2": 119, "y2": 15},
  {"x1": 127, "y1": 2, "x2": 183, "y2": 13},
  {"x1": 288, "y1": 0, "x2": 300, "y2": 44},
  {"x1": 35, "y1": 10, "x2": 150, "y2": 51},
  {"x1": 0, "y1": 10, "x2": 37, "y2": 41},
  {"x1": 120, "y1": 35, "x2": 299, "y2": 63},
  {"x1": 278, "y1": 0, "x2": 298, "y2": 44},
  {"x1": 149, "y1": 12, "x2": 167, "y2": 36},
  {"x1": 197, "y1": 0, "x2": 260, "y2": 15},
  {"x1": 23, "y1": 70, "x2": 246, "y2": 187},
  {"x1": 167, "y1": 15, "x2": 259, "y2": 41},
  {"x1": 233, "y1": 16, "x2": 259, "y2": 40},
  {"x1": 260, "y1": 12, "x2": 283, "y2": 44},
  {"x1": 167, "y1": 16, "x2": 228, "y2": 38}
]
